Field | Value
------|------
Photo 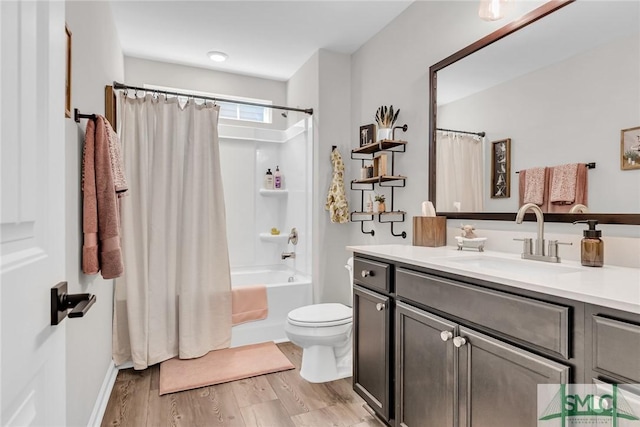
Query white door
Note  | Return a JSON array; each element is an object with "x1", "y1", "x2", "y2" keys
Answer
[{"x1": 1, "y1": 1, "x2": 67, "y2": 426}]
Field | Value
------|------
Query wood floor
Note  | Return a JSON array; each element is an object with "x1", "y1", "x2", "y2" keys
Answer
[{"x1": 101, "y1": 342, "x2": 381, "y2": 427}]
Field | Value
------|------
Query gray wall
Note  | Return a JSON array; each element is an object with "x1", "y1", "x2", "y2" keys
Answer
[{"x1": 65, "y1": 1, "x2": 124, "y2": 425}]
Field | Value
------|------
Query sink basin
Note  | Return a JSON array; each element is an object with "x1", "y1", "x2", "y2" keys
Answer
[{"x1": 443, "y1": 256, "x2": 582, "y2": 276}]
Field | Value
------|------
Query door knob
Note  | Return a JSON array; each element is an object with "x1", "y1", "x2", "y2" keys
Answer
[
  {"x1": 453, "y1": 336, "x2": 467, "y2": 347},
  {"x1": 361, "y1": 270, "x2": 374, "y2": 278},
  {"x1": 440, "y1": 331, "x2": 453, "y2": 341},
  {"x1": 375, "y1": 303, "x2": 385, "y2": 311}
]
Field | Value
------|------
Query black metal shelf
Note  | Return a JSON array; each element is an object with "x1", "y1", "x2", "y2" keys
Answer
[{"x1": 350, "y1": 125, "x2": 408, "y2": 238}]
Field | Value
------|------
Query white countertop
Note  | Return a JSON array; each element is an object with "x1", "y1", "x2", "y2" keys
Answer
[{"x1": 346, "y1": 244, "x2": 640, "y2": 314}]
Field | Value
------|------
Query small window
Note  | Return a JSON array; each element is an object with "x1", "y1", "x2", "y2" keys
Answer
[{"x1": 143, "y1": 84, "x2": 272, "y2": 124}]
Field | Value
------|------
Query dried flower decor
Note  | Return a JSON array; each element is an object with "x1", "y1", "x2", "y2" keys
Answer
[{"x1": 375, "y1": 105, "x2": 400, "y2": 129}]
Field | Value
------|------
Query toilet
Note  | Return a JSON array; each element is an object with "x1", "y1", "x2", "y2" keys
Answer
[{"x1": 284, "y1": 257, "x2": 354, "y2": 383}]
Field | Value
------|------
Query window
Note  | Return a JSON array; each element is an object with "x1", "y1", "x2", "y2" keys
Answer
[{"x1": 144, "y1": 84, "x2": 272, "y2": 124}]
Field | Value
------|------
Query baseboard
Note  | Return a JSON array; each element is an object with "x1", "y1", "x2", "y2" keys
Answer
[{"x1": 86, "y1": 361, "x2": 118, "y2": 427}]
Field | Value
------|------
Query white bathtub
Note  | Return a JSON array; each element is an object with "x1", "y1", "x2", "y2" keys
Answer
[{"x1": 230, "y1": 265, "x2": 312, "y2": 347}]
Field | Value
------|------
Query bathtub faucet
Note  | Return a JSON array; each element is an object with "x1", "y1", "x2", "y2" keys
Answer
[{"x1": 281, "y1": 251, "x2": 296, "y2": 260}]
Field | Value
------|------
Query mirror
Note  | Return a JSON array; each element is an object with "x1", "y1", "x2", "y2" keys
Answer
[{"x1": 429, "y1": 0, "x2": 640, "y2": 224}]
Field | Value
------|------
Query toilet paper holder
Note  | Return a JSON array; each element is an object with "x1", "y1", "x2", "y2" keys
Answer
[{"x1": 51, "y1": 282, "x2": 96, "y2": 325}]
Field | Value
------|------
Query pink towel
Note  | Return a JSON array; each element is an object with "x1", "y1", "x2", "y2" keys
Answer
[
  {"x1": 231, "y1": 285, "x2": 268, "y2": 325},
  {"x1": 547, "y1": 164, "x2": 588, "y2": 213},
  {"x1": 549, "y1": 163, "x2": 579, "y2": 204},
  {"x1": 521, "y1": 167, "x2": 546, "y2": 206}
]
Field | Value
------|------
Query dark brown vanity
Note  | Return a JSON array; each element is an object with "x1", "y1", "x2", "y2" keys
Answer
[{"x1": 351, "y1": 250, "x2": 640, "y2": 427}]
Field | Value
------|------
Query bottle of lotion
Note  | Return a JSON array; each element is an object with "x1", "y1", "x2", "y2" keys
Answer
[
  {"x1": 573, "y1": 220, "x2": 604, "y2": 267},
  {"x1": 274, "y1": 166, "x2": 282, "y2": 189},
  {"x1": 264, "y1": 168, "x2": 274, "y2": 189}
]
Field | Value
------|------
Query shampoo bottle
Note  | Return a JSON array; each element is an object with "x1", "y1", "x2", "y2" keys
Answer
[
  {"x1": 573, "y1": 220, "x2": 604, "y2": 267},
  {"x1": 264, "y1": 168, "x2": 274, "y2": 189},
  {"x1": 274, "y1": 166, "x2": 282, "y2": 189}
]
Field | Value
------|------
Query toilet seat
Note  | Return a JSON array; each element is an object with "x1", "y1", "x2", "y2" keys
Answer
[{"x1": 287, "y1": 303, "x2": 352, "y2": 327}]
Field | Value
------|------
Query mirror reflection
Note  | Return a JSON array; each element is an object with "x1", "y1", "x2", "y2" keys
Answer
[{"x1": 435, "y1": 1, "x2": 640, "y2": 214}]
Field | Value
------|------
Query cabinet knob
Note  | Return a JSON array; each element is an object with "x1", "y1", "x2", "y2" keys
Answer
[
  {"x1": 361, "y1": 270, "x2": 374, "y2": 278},
  {"x1": 453, "y1": 336, "x2": 467, "y2": 348},
  {"x1": 375, "y1": 303, "x2": 385, "y2": 311},
  {"x1": 440, "y1": 331, "x2": 453, "y2": 342}
]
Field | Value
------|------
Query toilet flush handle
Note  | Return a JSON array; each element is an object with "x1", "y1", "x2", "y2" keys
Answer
[{"x1": 361, "y1": 270, "x2": 374, "y2": 278}]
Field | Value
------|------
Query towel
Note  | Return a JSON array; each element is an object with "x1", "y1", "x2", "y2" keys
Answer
[
  {"x1": 520, "y1": 167, "x2": 546, "y2": 206},
  {"x1": 82, "y1": 116, "x2": 125, "y2": 279},
  {"x1": 232, "y1": 285, "x2": 268, "y2": 325},
  {"x1": 105, "y1": 123, "x2": 128, "y2": 197},
  {"x1": 547, "y1": 164, "x2": 588, "y2": 213},
  {"x1": 549, "y1": 163, "x2": 579, "y2": 204},
  {"x1": 325, "y1": 148, "x2": 349, "y2": 223}
]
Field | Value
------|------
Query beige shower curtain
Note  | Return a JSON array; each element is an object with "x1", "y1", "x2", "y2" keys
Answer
[
  {"x1": 113, "y1": 94, "x2": 232, "y2": 369},
  {"x1": 436, "y1": 131, "x2": 484, "y2": 212}
]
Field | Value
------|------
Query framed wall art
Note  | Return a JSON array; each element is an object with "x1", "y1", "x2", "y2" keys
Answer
[
  {"x1": 65, "y1": 24, "x2": 72, "y2": 118},
  {"x1": 359, "y1": 124, "x2": 375, "y2": 147},
  {"x1": 490, "y1": 138, "x2": 511, "y2": 198},
  {"x1": 621, "y1": 126, "x2": 640, "y2": 170}
]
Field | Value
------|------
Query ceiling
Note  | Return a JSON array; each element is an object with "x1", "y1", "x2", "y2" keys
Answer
[{"x1": 110, "y1": 0, "x2": 414, "y2": 81}]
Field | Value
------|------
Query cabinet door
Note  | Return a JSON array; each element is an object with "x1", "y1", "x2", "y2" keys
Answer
[
  {"x1": 457, "y1": 327, "x2": 570, "y2": 427},
  {"x1": 353, "y1": 284, "x2": 392, "y2": 421},
  {"x1": 396, "y1": 301, "x2": 457, "y2": 427}
]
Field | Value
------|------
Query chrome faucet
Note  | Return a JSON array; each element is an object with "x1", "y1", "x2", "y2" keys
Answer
[
  {"x1": 514, "y1": 203, "x2": 571, "y2": 263},
  {"x1": 281, "y1": 252, "x2": 296, "y2": 260}
]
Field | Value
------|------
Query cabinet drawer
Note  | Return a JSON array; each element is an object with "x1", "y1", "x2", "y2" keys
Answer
[
  {"x1": 396, "y1": 268, "x2": 570, "y2": 358},
  {"x1": 354, "y1": 258, "x2": 391, "y2": 293},
  {"x1": 592, "y1": 316, "x2": 640, "y2": 383}
]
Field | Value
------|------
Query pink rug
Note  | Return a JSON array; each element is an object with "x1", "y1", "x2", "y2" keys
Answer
[{"x1": 159, "y1": 341, "x2": 294, "y2": 395}]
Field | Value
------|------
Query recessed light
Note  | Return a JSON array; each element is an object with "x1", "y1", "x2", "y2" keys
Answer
[{"x1": 207, "y1": 51, "x2": 228, "y2": 62}]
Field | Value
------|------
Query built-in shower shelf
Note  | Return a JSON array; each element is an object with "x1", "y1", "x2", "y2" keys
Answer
[
  {"x1": 259, "y1": 189, "x2": 289, "y2": 197},
  {"x1": 259, "y1": 233, "x2": 289, "y2": 243}
]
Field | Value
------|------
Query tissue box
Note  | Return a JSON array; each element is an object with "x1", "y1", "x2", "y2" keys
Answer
[{"x1": 413, "y1": 216, "x2": 446, "y2": 247}]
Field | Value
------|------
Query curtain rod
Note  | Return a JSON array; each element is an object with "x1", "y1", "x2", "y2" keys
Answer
[
  {"x1": 112, "y1": 81, "x2": 313, "y2": 115},
  {"x1": 436, "y1": 127, "x2": 486, "y2": 138}
]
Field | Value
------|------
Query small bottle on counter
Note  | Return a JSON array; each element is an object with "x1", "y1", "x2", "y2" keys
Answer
[
  {"x1": 573, "y1": 220, "x2": 604, "y2": 267},
  {"x1": 264, "y1": 168, "x2": 274, "y2": 189}
]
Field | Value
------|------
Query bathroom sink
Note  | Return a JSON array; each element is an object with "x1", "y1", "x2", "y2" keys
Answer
[{"x1": 443, "y1": 256, "x2": 582, "y2": 276}]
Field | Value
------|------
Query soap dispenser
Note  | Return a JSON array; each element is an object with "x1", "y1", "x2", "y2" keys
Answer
[
  {"x1": 573, "y1": 220, "x2": 604, "y2": 267},
  {"x1": 264, "y1": 168, "x2": 274, "y2": 189}
]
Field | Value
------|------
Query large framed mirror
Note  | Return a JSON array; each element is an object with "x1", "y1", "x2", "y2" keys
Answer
[{"x1": 428, "y1": 0, "x2": 640, "y2": 225}]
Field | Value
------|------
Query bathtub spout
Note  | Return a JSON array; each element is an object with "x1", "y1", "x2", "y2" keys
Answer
[{"x1": 281, "y1": 252, "x2": 296, "y2": 260}]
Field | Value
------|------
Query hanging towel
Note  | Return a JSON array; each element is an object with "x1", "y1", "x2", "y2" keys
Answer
[
  {"x1": 82, "y1": 116, "x2": 125, "y2": 279},
  {"x1": 547, "y1": 164, "x2": 588, "y2": 213},
  {"x1": 325, "y1": 148, "x2": 350, "y2": 223},
  {"x1": 231, "y1": 285, "x2": 268, "y2": 325},
  {"x1": 105, "y1": 124, "x2": 128, "y2": 197},
  {"x1": 549, "y1": 163, "x2": 579, "y2": 204},
  {"x1": 520, "y1": 167, "x2": 547, "y2": 206}
]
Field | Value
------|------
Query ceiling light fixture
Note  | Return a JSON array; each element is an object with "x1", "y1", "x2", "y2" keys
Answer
[
  {"x1": 478, "y1": 0, "x2": 512, "y2": 21},
  {"x1": 207, "y1": 51, "x2": 228, "y2": 62}
]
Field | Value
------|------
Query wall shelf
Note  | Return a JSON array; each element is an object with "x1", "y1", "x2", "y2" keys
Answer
[
  {"x1": 259, "y1": 233, "x2": 288, "y2": 243},
  {"x1": 259, "y1": 188, "x2": 289, "y2": 197},
  {"x1": 350, "y1": 125, "x2": 408, "y2": 238}
]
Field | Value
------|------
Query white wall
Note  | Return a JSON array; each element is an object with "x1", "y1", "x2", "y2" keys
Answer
[
  {"x1": 124, "y1": 57, "x2": 288, "y2": 130},
  {"x1": 348, "y1": 1, "x2": 640, "y2": 268},
  {"x1": 439, "y1": 33, "x2": 640, "y2": 213},
  {"x1": 288, "y1": 50, "x2": 353, "y2": 305},
  {"x1": 65, "y1": 1, "x2": 124, "y2": 426}
]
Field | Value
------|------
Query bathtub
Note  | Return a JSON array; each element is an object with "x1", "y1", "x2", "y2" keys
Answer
[{"x1": 230, "y1": 265, "x2": 312, "y2": 347}]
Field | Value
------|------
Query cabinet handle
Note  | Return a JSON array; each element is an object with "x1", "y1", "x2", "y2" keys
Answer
[
  {"x1": 361, "y1": 270, "x2": 374, "y2": 278},
  {"x1": 440, "y1": 331, "x2": 453, "y2": 342},
  {"x1": 375, "y1": 303, "x2": 385, "y2": 311},
  {"x1": 453, "y1": 336, "x2": 467, "y2": 348}
]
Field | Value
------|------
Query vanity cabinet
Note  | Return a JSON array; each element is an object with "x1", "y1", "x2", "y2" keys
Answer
[{"x1": 352, "y1": 257, "x2": 394, "y2": 424}]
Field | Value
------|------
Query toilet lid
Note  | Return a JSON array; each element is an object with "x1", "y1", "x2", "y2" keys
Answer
[{"x1": 288, "y1": 303, "x2": 352, "y2": 327}]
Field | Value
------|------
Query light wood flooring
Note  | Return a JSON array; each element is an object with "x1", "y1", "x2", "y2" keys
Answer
[{"x1": 101, "y1": 342, "x2": 381, "y2": 427}]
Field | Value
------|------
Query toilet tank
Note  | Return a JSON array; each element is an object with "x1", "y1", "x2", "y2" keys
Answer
[{"x1": 345, "y1": 257, "x2": 354, "y2": 306}]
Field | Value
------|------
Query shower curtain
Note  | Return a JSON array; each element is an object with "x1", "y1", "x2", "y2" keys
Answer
[
  {"x1": 113, "y1": 94, "x2": 232, "y2": 369},
  {"x1": 436, "y1": 131, "x2": 484, "y2": 212}
]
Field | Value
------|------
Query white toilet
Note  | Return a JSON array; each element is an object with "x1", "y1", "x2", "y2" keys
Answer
[{"x1": 284, "y1": 257, "x2": 354, "y2": 383}]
